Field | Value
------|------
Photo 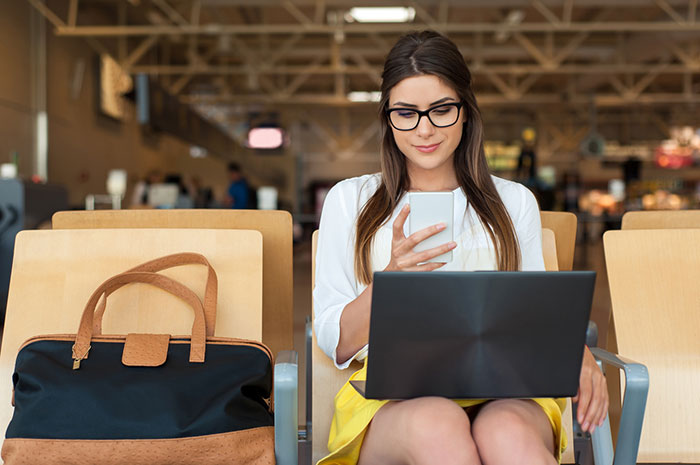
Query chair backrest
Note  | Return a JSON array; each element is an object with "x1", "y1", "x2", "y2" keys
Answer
[
  {"x1": 52, "y1": 209, "x2": 292, "y2": 356},
  {"x1": 310, "y1": 229, "x2": 575, "y2": 463},
  {"x1": 604, "y1": 229, "x2": 700, "y2": 462},
  {"x1": 540, "y1": 211, "x2": 577, "y2": 271},
  {"x1": 0, "y1": 228, "x2": 263, "y2": 437},
  {"x1": 621, "y1": 210, "x2": 700, "y2": 230},
  {"x1": 311, "y1": 231, "x2": 363, "y2": 463},
  {"x1": 607, "y1": 210, "x2": 700, "y2": 439},
  {"x1": 541, "y1": 228, "x2": 558, "y2": 271}
]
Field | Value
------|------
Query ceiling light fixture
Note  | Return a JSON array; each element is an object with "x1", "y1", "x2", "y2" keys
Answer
[
  {"x1": 346, "y1": 7, "x2": 416, "y2": 23},
  {"x1": 347, "y1": 91, "x2": 382, "y2": 102}
]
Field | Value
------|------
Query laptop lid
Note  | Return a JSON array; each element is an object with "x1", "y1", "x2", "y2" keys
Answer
[{"x1": 355, "y1": 271, "x2": 595, "y2": 400}]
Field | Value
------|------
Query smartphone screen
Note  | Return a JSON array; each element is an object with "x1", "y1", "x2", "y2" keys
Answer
[{"x1": 408, "y1": 191, "x2": 454, "y2": 263}]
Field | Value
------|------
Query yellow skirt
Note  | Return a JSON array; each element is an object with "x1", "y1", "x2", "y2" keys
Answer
[{"x1": 317, "y1": 362, "x2": 568, "y2": 465}]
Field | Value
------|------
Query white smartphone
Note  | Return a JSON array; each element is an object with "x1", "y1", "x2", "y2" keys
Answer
[{"x1": 408, "y1": 191, "x2": 454, "y2": 263}]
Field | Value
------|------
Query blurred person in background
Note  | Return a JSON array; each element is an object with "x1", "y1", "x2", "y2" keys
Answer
[
  {"x1": 130, "y1": 169, "x2": 163, "y2": 207},
  {"x1": 225, "y1": 162, "x2": 249, "y2": 209},
  {"x1": 164, "y1": 173, "x2": 194, "y2": 209},
  {"x1": 190, "y1": 176, "x2": 214, "y2": 208}
]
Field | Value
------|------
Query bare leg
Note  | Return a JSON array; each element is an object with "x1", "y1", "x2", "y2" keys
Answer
[
  {"x1": 358, "y1": 397, "x2": 482, "y2": 465},
  {"x1": 471, "y1": 399, "x2": 557, "y2": 465}
]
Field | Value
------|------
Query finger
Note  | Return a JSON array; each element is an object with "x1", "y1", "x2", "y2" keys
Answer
[
  {"x1": 588, "y1": 377, "x2": 609, "y2": 434},
  {"x1": 576, "y1": 374, "x2": 593, "y2": 428},
  {"x1": 404, "y1": 261, "x2": 447, "y2": 272},
  {"x1": 396, "y1": 222, "x2": 447, "y2": 256},
  {"x1": 395, "y1": 242, "x2": 455, "y2": 270},
  {"x1": 583, "y1": 377, "x2": 602, "y2": 432},
  {"x1": 596, "y1": 376, "x2": 610, "y2": 426},
  {"x1": 408, "y1": 241, "x2": 457, "y2": 265},
  {"x1": 392, "y1": 204, "x2": 410, "y2": 241}
]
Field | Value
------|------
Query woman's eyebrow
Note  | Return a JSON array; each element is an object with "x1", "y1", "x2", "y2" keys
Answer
[{"x1": 391, "y1": 96, "x2": 456, "y2": 108}]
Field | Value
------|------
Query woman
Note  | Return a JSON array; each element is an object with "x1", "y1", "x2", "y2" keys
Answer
[{"x1": 313, "y1": 30, "x2": 608, "y2": 465}]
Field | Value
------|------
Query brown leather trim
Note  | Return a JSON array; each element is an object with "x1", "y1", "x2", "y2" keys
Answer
[
  {"x1": 73, "y1": 272, "x2": 208, "y2": 363},
  {"x1": 1, "y1": 427, "x2": 274, "y2": 465},
  {"x1": 122, "y1": 334, "x2": 170, "y2": 367},
  {"x1": 93, "y1": 253, "x2": 219, "y2": 337},
  {"x1": 18, "y1": 335, "x2": 273, "y2": 362}
]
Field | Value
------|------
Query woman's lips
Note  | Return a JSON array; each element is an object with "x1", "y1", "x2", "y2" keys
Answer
[{"x1": 414, "y1": 142, "x2": 441, "y2": 153}]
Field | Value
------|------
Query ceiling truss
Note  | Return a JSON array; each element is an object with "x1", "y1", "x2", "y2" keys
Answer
[
  {"x1": 27, "y1": 0, "x2": 700, "y2": 165},
  {"x1": 27, "y1": 0, "x2": 700, "y2": 107}
]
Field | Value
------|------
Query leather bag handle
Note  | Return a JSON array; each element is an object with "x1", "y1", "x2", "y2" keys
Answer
[
  {"x1": 73, "y1": 271, "x2": 208, "y2": 364},
  {"x1": 93, "y1": 253, "x2": 218, "y2": 337}
]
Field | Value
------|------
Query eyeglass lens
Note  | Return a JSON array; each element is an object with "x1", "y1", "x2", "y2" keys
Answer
[{"x1": 389, "y1": 104, "x2": 460, "y2": 131}]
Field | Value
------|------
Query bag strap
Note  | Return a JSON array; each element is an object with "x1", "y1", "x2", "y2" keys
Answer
[
  {"x1": 74, "y1": 271, "x2": 207, "y2": 364},
  {"x1": 92, "y1": 253, "x2": 218, "y2": 337}
]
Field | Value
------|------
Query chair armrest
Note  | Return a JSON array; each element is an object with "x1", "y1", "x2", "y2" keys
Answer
[
  {"x1": 274, "y1": 350, "x2": 298, "y2": 465},
  {"x1": 589, "y1": 348, "x2": 649, "y2": 465}
]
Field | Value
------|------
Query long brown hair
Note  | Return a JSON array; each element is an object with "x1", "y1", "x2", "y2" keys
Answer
[{"x1": 354, "y1": 30, "x2": 521, "y2": 284}]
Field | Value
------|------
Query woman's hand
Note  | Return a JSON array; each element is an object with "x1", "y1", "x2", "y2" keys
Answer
[
  {"x1": 573, "y1": 346, "x2": 609, "y2": 433},
  {"x1": 384, "y1": 204, "x2": 457, "y2": 272}
]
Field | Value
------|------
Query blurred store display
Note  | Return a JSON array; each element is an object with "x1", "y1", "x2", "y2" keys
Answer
[
  {"x1": 137, "y1": 75, "x2": 236, "y2": 158},
  {"x1": 85, "y1": 169, "x2": 129, "y2": 210},
  {"x1": 85, "y1": 194, "x2": 122, "y2": 210},
  {"x1": 0, "y1": 164, "x2": 17, "y2": 179},
  {"x1": 484, "y1": 142, "x2": 520, "y2": 172},
  {"x1": 97, "y1": 54, "x2": 132, "y2": 121},
  {"x1": 106, "y1": 169, "x2": 127, "y2": 198},
  {"x1": 147, "y1": 184, "x2": 180, "y2": 209},
  {"x1": 654, "y1": 126, "x2": 700, "y2": 169},
  {"x1": 257, "y1": 186, "x2": 279, "y2": 210}
]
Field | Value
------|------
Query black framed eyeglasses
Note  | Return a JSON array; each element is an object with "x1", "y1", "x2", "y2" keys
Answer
[{"x1": 386, "y1": 102, "x2": 463, "y2": 131}]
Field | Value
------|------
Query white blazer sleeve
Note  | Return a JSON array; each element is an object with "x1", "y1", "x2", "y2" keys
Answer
[
  {"x1": 313, "y1": 181, "x2": 369, "y2": 369},
  {"x1": 515, "y1": 185, "x2": 546, "y2": 271}
]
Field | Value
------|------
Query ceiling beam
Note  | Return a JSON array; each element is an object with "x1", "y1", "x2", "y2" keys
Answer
[
  {"x1": 282, "y1": 0, "x2": 312, "y2": 25},
  {"x1": 531, "y1": 0, "x2": 561, "y2": 26},
  {"x1": 27, "y1": 0, "x2": 65, "y2": 28},
  {"x1": 130, "y1": 63, "x2": 700, "y2": 75},
  {"x1": 51, "y1": 21, "x2": 700, "y2": 37},
  {"x1": 152, "y1": 0, "x2": 189, "y2": 26},
  {"x1": 654, "y1": 0, "x2": 685, "y2": 24},
  {"x1": 68, "y1": 0, "x2": 79, "y2": 27},
  {"x1": 563, "y1": 0, "x2": 575, "y2": 24},
  {"x1": 181, "y1": 92, "x2": 700, "y2": 106}
]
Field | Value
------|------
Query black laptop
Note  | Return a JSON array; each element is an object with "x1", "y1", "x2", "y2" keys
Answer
[{"x1": 350, "y1": 271, "x2": 595, "y2": 400}]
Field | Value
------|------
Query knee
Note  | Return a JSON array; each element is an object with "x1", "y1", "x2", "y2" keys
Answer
[
  {"x1": 402, "y1": 397, "x2": 472, "y2": 447},
  {"x1": 472, "y1": 401, "x2": 553, "y2": 464},
  {"x1": 473, "y1": 404, "x2": 528, "y2": 449}
]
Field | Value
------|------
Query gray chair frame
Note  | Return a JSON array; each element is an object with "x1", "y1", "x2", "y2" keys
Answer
[
  {"x1": 275, "y1": 350, "x2": 300, "y2": 465},
  {"x1": 589, "y1": 348, "x2": 649, "y2": 465}
]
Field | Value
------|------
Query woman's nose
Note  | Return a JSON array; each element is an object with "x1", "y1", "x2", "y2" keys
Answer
[{"x1": 415, "y1": 114, "x2": 436, "y2": 137}]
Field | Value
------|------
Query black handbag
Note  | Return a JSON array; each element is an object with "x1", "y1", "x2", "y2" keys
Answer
[{"x1": 2, "y1": 253, "x2": 274, "y2": 465}]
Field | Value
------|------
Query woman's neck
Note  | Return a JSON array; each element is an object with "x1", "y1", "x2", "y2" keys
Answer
[{"x1": 407, "y1": 166, "x2": 459, "y2": 192}]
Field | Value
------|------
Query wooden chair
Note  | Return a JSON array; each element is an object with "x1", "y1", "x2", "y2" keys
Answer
[
  {"x1": 606, "y1": 209, "x2": 700, "y2": 442},
  {"x1": 51, "y1": 209, "x2": 293, "y2": 357},
  {"x1": 540, "y1": 211, "x2": 577, "y2": 271},
  {"x1": 621, "y1": 210, "x2": 700, "y2": 230},
  {"x1": 603, "y1": 229, "x2": 700, "y2": 462},
  {"x1": 0, "y1": 228, "x2": 263, "y2": 436},
  {"x1": 310, "y1": 229, "x2": 583, "y2": 464},
  {"x1": 0, "y1": 228, "x2": 299, "y2": 464},
  {"x1": 541, "y1": 228, "x2": 559, "y2": 272}
]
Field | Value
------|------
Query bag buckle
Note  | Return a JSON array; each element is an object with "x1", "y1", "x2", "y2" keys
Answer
[{"x1": 71, "y1": 345, "x2": 91, "y2": 370}]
